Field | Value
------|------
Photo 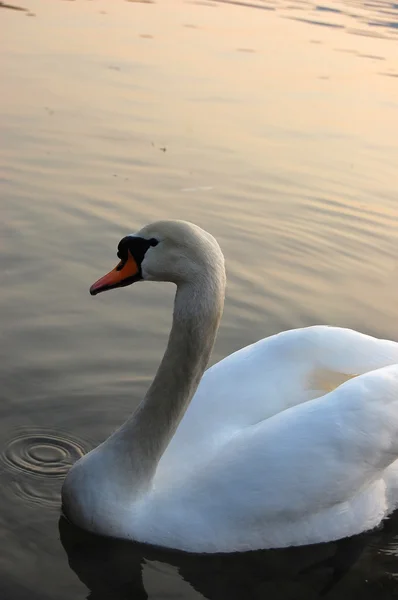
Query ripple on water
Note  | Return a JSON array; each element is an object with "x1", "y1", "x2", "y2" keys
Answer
[
  {"x1": 0, "y1": 428, "x2": 90, "y2": 508},
  {"x1": 13, "y1": 479, "x2": 63, "y2": 509}
]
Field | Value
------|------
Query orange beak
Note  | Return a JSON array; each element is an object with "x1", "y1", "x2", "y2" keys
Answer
[{"x1": 90, "y1": 252, "x2": 140, "y2": 296}]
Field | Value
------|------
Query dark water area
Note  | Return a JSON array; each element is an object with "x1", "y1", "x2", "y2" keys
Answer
[{"x1": 1, "y1": 0, "x2": 398, "y2": 597}]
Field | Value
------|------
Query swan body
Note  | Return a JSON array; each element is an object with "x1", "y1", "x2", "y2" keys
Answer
[{"x1": 62, "y1": 220, "x2": 398, "y2": 553}]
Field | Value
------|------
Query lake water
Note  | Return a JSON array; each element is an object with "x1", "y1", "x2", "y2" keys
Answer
[{"x1": 1, "y1": 0, "x2": 398, "y2": 598}]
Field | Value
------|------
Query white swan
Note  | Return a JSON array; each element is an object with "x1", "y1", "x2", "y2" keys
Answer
[{"x1": 62, "y1": 220, "x2": 398, "y2": 553}]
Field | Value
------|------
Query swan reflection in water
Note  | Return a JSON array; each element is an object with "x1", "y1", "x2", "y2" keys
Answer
[{"x1": 59, "y1": 514, "x2": 398, "y2": 600}]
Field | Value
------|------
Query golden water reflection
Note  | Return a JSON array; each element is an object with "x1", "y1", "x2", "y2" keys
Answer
[{"x1": 1, "y1": 1, "x2": 398, "y2": 598}]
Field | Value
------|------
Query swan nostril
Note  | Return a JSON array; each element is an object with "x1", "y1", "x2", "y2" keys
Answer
[{"x1": 115, "y1": 259, "x2": 126, "y2": 272}]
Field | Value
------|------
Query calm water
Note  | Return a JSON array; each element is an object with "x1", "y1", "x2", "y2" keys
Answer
[{"x1": 2, "y1": 0, "x2": 398, "y2": 598}]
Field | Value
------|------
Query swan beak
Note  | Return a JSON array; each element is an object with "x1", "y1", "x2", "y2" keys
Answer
[{"x1": 90, "y1": 252, "x2": 140, "y2": 296}]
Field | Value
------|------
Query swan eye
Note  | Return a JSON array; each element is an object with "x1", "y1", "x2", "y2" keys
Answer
[{"x1": 149, "y1": 238, "x2": 159, "y2": 247}]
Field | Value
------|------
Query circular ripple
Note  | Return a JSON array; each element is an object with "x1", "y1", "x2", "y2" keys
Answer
[
  {"x1": 12, "y1": 479, "x2": 62, "y2": 509},
  {"x1": 0, "y1": 429, "x2": 88, "y2": 479}
]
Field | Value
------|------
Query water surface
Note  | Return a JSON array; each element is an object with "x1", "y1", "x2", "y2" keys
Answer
[{"x1": 1, "y1": 0, "x2": 398, "y2": 598}]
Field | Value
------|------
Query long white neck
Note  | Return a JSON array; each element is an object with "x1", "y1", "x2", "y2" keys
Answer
[{"x1": 108, "y1": 264, "x2": 226, "y2": 490}]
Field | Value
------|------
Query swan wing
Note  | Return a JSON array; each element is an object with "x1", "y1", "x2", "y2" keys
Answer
[
  {"x1": 158, "y1": 326, "x2": 398, "y2": 477},
  {"x1": 147, "y1": 364, "x2": 398, "y2": 553}
]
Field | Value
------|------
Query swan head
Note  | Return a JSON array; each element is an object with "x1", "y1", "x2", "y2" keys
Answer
[{"x1": 90, "y1": 220, "x2": 225, "y2": 296}]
